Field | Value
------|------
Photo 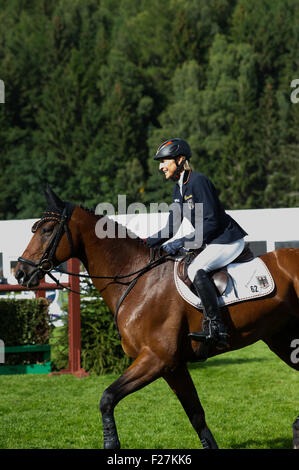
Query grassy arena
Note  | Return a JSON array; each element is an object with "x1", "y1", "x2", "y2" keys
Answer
[{"x1": 0, "y1": 341, "x2": 298, "y2": 449}]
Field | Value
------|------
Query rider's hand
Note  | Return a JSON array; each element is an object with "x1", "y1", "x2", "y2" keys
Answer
[{"x1": 163, "y1": 239, "x2": 184, "y2": 255}]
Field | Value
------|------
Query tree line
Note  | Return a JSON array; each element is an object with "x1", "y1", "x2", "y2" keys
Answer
[{"x1": 0, "y1": 0, "x2": 298, "y2": 220}]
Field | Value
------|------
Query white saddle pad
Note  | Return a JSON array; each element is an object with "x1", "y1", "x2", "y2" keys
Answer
[{"x1": 174, "y1": 257, "x2": 275, "y2": 310}]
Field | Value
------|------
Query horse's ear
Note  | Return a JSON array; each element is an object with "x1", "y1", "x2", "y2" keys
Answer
[{"x1": 43, "y1": 184, "x2": 64, "y2": 210}]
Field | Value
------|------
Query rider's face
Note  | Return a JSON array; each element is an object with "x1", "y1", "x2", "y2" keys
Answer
[{"x1": 159, "y1": 157, "x2": 184, "y2": 180}]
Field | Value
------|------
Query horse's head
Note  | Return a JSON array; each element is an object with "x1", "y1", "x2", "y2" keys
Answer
[{"x1": 16, "y1": 186, "x2": 76, "y2": 287}]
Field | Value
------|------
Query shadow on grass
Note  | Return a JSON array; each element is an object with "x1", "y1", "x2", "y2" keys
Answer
[
  {"x1": 230, "y1": 437, "x2": 293, "y2": 449},
  {"x1": 188, "y1": 356, "x2": 271, "y2": 370}
]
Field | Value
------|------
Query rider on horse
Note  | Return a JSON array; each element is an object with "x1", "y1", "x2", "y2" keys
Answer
[{"x1": 145, "y1": 138, "x2": 247, "y2": 348}]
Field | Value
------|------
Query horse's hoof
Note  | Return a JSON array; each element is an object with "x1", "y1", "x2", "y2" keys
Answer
[
  {"x1": 200, "y1": 427, "x2": 219, "y2": 449},
  {"x1": 104, "y1": 438, "x2": 120, "y2": 450},
  {"x1": 293, "y1": 417, "x2": 299, "y2": 449}
]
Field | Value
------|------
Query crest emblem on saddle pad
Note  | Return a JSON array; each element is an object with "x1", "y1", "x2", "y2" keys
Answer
[{"x1": 256, "y1": 275, "x2": 269, "y2": 289}]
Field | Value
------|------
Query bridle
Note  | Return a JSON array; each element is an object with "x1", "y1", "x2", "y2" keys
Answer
[{"x1": 18, "y1": 205, "x2": 76, "y2": 286}]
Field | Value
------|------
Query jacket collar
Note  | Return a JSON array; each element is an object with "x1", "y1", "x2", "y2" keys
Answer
[
  {"x1": 176, "y1": 170, "x2": 191, "y2": 197},
  {"x1": 183, "y1": 170, "x2": 191, "y2": 185}
]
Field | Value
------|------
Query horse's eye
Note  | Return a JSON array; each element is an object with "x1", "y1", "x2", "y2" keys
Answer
[{"x1": 42, "y1": 225, "x2": 54, "y2": 235}]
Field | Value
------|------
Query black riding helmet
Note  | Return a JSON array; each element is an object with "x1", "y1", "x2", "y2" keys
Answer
[
  {"x1": 154, "y1": 138, "x2": 191, "y2": 180},
  {"x1": 154, "y1": 138, "x2": 191, "y2": 161}
]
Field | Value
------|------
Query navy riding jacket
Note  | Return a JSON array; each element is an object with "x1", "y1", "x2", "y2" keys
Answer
[{"x1": 146, "y1": 170, "x2": 247, "y2": 248}]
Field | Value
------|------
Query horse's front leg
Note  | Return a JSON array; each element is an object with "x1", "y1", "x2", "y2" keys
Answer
[
  {"x1": 99, "y1": 348, "x2": 164, "y2": 449},
  {"x1": 163, "y1": 364, "x2": 218, "y2": 449}
]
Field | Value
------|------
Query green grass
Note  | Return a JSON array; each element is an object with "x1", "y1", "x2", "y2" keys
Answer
[{"x1": 0, "y1": 341, "x2": 298, "y2": 449}]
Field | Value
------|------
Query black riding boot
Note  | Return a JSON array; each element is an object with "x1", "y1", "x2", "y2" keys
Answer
[{"x1": 188, "y1": 269, "x2": 229, "y2": 348}]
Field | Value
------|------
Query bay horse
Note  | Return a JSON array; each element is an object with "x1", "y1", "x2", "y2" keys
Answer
[{"x1": 16, "y1": 187, "x2": 299, "y2": 449}]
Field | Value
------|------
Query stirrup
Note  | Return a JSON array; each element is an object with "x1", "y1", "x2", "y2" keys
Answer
[
  {"x1": 188, "y1": 331, "x2": 211, "y2": 343},
  {"x1": 189, "y1": 320, "x2": 229, "y2": 348},
  {"x1": 188, "y1": 330, "x2": 229, "y2": 348}
]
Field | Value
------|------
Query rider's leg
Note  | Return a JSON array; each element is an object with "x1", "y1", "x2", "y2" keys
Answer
[
  {"x1": 187, "y1": 239, "x2": 245, "y2": 347},
  {"x1": 188, "y1": 269, "x2": 229, "y2": 347}
]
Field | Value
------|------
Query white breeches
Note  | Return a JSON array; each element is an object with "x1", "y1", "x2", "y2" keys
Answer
[{"x1": 187, "y1": 238, "x2": 245, "y2": 282}]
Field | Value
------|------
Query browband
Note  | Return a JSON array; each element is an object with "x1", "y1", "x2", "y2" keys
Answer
[{"x1": 31, "y1": 211, "x2": 62, "y2": 233}]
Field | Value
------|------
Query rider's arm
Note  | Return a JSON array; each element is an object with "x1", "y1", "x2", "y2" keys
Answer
[{"x1": 145, "y1": 206, "x2": 176, "y2": 247}]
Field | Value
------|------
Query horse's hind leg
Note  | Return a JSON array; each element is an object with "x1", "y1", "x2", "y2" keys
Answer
[
  {"x1": 293, "y1": 417, "x2": 299, "y2": 449},
  {"x1": 163, "y1": 364, "x2": 218, "y2": 449},
  {"x1": 99, "y1": 348, "x2": 164, "y2": 449},
  {"x1": 263, "y1": 315, "x2": 299, "y2": 449},
  {"x1": 263, "y1": 315, "x2": 299, "y2": 371}
]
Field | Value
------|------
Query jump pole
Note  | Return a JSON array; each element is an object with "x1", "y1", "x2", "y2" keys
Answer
[{"x1": 49, "y1": 258, "x2": 89, "y2": 378}]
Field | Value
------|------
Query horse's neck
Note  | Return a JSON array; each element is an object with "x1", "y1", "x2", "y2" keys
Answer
[{"x1": 75, "y1": 210, "x2": 148, "y2": 313}]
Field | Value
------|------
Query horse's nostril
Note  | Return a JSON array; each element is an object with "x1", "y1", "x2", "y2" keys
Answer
[{"x1": 15, "y1": 269, "x2": 24, "y2": 282}]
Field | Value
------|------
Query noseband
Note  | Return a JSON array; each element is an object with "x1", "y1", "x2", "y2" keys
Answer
[{"x1": 18, "y1": 205, "x2": 74, "y2": 277}]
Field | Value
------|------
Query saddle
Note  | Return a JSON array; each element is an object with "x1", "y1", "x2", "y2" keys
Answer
[{"x1": 177, "y1": 243, "x2": 254, "y2": 297}]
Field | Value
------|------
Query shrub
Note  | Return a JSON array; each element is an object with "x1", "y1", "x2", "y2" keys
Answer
[{"x1": 0, "y1": 298, "x2": 51, "y2": 365}]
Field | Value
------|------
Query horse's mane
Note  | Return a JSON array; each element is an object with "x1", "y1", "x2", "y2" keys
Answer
[
  {"x1": 41, "y1": 186, "x2": 146, "y2": 247},
  {"x1": 78, "y1": 204, "x2": 145, "y2": 246},
  {"x1": 79, "y1": 204, "x2": 96, "y2": 215}
]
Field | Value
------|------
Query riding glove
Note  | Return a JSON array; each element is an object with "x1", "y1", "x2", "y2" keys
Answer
[{"x1": 163, "y1": 238, "x2": 184, "y2": 255}]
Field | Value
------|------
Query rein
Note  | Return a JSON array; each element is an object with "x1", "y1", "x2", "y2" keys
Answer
[
  {"x1": 55, "y1": 251, "x2": 175, "y2": 338},
  {"x1": 55, "y1": 250, "x2": 172, "y2": 281},
  {"x1": 18, "y1": 208, "x2": 178, "y2": 332}
]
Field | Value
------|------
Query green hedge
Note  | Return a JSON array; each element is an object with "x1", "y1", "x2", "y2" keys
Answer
[
  {"x1": 51, "y1": 280, "x2": 131, "y2": 375},
  {"x1": 0, "y1": 298, "x2": 51, "y2": 365}
]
